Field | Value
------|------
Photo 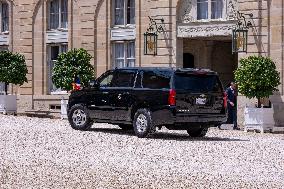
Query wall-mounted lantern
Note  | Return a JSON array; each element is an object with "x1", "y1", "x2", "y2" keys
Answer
[
  {"x1": 232, "y1": 28, "x2": 248, "y2": 53},
  {"x1": 144, "y1": 16, "x2": 164, "y2": 56},
  {"x1": 232, "y1": 11, "x2": 253, "y2": 53},
  {"x1": 144, "y1": 32, "x2": 158, "y2": 55}
]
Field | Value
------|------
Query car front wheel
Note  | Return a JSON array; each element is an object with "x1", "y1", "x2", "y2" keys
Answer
[
  {"x1": 133, "y1": 108, "x2": 155, "y2": 138},
  {"x1": 68, "y1": 104, "x2": 93, "y2": 131}
]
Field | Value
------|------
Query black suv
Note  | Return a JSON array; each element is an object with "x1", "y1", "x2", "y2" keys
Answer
[{"x1": 67, "y1": 67, "x2": 227, "y2": 138}]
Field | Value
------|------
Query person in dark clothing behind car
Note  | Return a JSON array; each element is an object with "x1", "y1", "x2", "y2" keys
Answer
[{"x1": 226, "y1": 82, "x2": 239, "y2": 130}]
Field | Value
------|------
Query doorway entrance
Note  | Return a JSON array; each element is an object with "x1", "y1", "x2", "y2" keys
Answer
[
  {"x1": 182, "y1": 39, "x2": 238, "y2": 87},
  {"x1": 183, "y1": 53, "x2": 194, "y2": 68}
]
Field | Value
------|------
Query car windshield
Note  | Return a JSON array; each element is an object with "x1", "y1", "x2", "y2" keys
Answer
[{"x1": 174, "y1": 73, "x2": 221, "y2": 92}]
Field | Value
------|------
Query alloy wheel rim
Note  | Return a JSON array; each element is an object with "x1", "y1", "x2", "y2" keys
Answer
[
  {"x1": 136, "y1": 114, "x2": 147, "y2": 132},
  {"x1": 72, "y1": 109, "x2": 87, "y2": 127}
]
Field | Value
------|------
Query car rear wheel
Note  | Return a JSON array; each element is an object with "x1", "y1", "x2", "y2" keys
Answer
[
  {"x1": 187, "y1": 128, "x2": 208, "y2": 137},
  {"x1": 68, "y1": 104, "x2": 93, "y2": 131},
  {"x1": 133, "y1": 108, "x2": 155, "y2": 138}
]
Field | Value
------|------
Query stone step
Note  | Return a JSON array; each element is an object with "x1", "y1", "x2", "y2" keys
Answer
[{"x1": 24, "y1": 110, "x2": 53, "y2": 118}]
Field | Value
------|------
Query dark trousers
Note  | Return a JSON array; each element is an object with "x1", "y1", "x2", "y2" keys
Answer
[{"x1": 227, "y1": 106, "x2": 237, "y2": 128}]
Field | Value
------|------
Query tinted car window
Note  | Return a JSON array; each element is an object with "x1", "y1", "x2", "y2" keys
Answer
[
  {"x1": 174, "y1": 73, "x2": 222, "y2": 92},
  {"x1": 98, "y1": 72, "x2": 114, "y2": 87},
  {"x1": 142, "y1": 70, "x2": 171, "y2": 89},
  {"x1": 112, "y1": 70, "x2": 136, "y2": 88}
]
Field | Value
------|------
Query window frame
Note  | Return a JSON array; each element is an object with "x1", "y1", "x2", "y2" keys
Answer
[
  {"x1": 48, "y1": 0, "x2": 68, "y2": 31},
  {"x1": 97, "y1": 71, "x2": 115, "y2": 88},
  {"x1": 0, "y1": 2, "x2": 9, "y2": 33},
  {"x1": 211, "y1": 0, "x2": 223, "y2": 19},
  {"x1": 0, "y1": 46, "x2": 8, "y2": 94},
  {"x1": 196, "y1": 0, "x2": 224, "y2": 21},
  {"x1": 111, "y1": 70, "x2": 136, "y2": 88},
  {"x1": 141, "y1": 70, "x2": 171, "y2": 90},
  {"x1": 47, "y1": 43, "x2": 68, "y2": 94},
  {"x1": 112, "y1": 41, "x2": 135, "y2": 69},
  {"x1": 97, "y1": 70, "x2": 137, "y2": 89},
  {"x1": 197, "y1": 0, "x2": 208, "y2": 20},
  {"x1": 113, "y1": 0, "x2": 135, "y2": 27},
  {"x1": 174, "y1": 74, "x2": 221, "y2": 92}
]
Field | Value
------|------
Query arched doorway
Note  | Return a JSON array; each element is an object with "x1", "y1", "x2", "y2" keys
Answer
[{"x1": 183, "y1": 53, "x2": 194, "y2": 68}]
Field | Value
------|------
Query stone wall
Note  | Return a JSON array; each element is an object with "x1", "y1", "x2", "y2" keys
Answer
[
  {"x1": 236, "y1": 0, "x2": 284, "y2": 128},
  {"x1": 266, "y1": 0, "x2": 284, "y2": 128},
  {"x1": 10, "y1": 0, "x2": 100, "y2": 111},
  {"x1": 139, "y1": 0, "x2": 178, "y2": 68}
]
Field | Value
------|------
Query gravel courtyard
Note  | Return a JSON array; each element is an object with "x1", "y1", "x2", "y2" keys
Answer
[{"x1": 0, "y1": 114, "x2": 283, "y2": 189}]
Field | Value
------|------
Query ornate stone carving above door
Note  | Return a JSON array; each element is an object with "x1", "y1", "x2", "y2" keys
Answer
[
  {"x1": 226, "y1": 0, "x2": 238, "y2": 20},
  {"x1": 178, "y1": 0, "x2": 195, "y2": 23},
  {"x1": 177, "y1": 22, "x2": 236, "y2": 38}
]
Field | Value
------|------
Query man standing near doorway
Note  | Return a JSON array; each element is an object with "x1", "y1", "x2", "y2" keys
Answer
[{"x1": 226, "y1": 82, "x2": 239, "y2": 130}]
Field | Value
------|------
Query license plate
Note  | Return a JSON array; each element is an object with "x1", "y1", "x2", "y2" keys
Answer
[{"x1": 196, "y1": 98, "x2": 206, "y2": 105}]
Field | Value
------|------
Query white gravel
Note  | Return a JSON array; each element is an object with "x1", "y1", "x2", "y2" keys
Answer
[{"x1": 0, "y1": 114, "x2": 283, "y2": 189}]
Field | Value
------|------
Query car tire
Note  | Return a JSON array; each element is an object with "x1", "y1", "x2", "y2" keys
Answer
[
  {"x1": 133, "y1": 108, "x2": 155, "y2": 138},
  {"x1": 118, "y1": 124, "x2": 133, "y2": 131},
  {"x1": 68, "y1": 104, "x2": 93, "y2": 131},
  {"x1": 187, "y1": 128, "x2": 208, "y2": 137}
]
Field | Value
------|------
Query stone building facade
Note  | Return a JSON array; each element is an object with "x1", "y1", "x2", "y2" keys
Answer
[{"x1": 1, "y1": 0, "x2": 284, "y2": 126}]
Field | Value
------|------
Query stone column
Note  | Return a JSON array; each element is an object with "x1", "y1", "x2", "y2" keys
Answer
[
  {"x1": 14, "y1": 0, "x2": 36, "y2": 112},
  {"x1": 203, "y1": 41, "x2": 214, "y2": 69}
]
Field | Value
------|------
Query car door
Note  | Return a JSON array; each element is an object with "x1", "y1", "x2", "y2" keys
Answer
[
  {"x1": 87, "y1": 71, "x2": 114, "y2": 120},
  {"x1": 109, "y1": 69, "x2": 137, "y2": 121},
  {"x1": 138, "y1": 70, "x2": 172, "y2": 126}
]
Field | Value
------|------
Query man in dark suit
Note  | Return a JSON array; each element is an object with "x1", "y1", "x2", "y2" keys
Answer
[{"x1": 226, "y1": 82, "x2": 239, "y2": 130}]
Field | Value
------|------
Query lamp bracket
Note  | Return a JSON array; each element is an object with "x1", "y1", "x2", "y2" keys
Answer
[
  {"x1": 146, "y1": 16, "x2": 165, "y2": 34},
  {"x1": 237, "y1": 11, "x2": 253, "y2": 30}
]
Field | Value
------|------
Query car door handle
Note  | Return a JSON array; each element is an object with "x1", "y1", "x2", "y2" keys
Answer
[{"x1": 102, "y1": 91, "x2": 109, "y2": 94}]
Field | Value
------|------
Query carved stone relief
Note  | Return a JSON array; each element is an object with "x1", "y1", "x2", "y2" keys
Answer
[
  {"x1": 226, "y1": 0, "x2": 238, "y2": 20},
  {"x1": 178, "y1": 0, "x2": 194, "y2": 23},
  {"x1": 177, "y1": 0, "x2": 238, "y2": 38},
  {"x1": 177, "y1": 23, "x2": 236, "y2": 38}
]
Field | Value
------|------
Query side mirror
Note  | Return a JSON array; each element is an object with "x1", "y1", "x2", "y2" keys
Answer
[{"x1": 89, "y1": 80, "x2": 100, "y2": 89}]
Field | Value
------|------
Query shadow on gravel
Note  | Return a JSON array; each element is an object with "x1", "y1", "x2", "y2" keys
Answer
[
  {"x1": 150, "y1": 132, "x2": 249, "y2": 142},
  {"x1": 88, "y1": 128, "x2": 249, "y2": 142},
  {"x1": 88, "y1": 127, "x2": 135, "y2": 136}
]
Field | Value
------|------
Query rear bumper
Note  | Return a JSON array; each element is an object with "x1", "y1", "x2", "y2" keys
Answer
[
  {"x1": 175, "y1": 114, "x2": 227, "y2": 123},
  {"x1": 152, "y1": 106, "x2": 227, "y2": 127}
]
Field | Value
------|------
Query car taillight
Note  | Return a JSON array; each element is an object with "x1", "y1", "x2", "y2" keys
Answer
[
  {"x1": 168, "y1": 89, "x2": 176, "y2": 106},
  {"x1": 223, "y1": 92, "x2": 227, "y2": 108}
]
